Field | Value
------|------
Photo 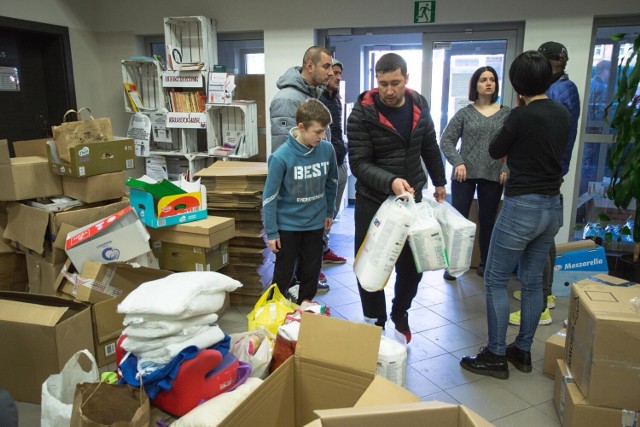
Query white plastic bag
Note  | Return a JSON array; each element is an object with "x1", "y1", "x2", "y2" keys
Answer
[
  {"x1": 425, "y1": 198, "x2": 476, "y2": 277},
  {"x1": 407, "y1": 198, "x2": 448, "y2": 272},
  {"x1": 41, "y1": 349, "x2": 99, "y2": 427},
  {"x1": 354, "y1": 195, "x2": 413, "y2": 291},
  {"x1": 230, "y1": 327, "x2": 275, "y2": 379}
]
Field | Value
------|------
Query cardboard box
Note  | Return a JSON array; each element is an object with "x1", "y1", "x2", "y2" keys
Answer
[
  {"x1": 0, "y1": 139, "x2": 63, "y2": 201},
  {"x1": 25, "y1": 251, "x2": 65, "y2": 295},
  {"x1": 55, "y1": 260, "x2": 172, "y2": 366},
  {"x1": 553, "y1": 359, "x2": 635, "y2": 427},
  {"x1": 152, "y1": 240, "x2": 229, "y2": 272},
  {"x1": 2, "y1": 199, "x2": 129, "y2": 260},
  {"x1": 543, "y1": 328, "x2": 567, "y2": 377},
  {"x1": 147, "y1": 215, "x2": 236, "y2": 247},
  {"x1": 0, "y1": 292, "x2": 94, "y2": 403},
  {"x1": 12, "y1": 138, "x2": 49, "y2": 157},
  {"x1": 46, "y1": 137, "x2": 136, "y2": 177},
  {"x1": 26, "y1": 196, "x2": 83, "y2": 212},
  {"x1": 0, "y1": 212, "x2": 15, "y2": 254},
  {"x1": 565, "y1": 279, "x2": 640, "y2": 410},
  {"x1": 128, "y1": 178, "x2": 208, "y2": 228},
  {"x1": 62, "y1": 171, "x2": 126, "y2": 203},
  {"x1": 219, "y1": 313, "x2": 422, "y2": 427},
  {"x1": 552, "y1": 240, "x2": 608, "y2": 297},
  {"x1": 65, "y1": 206, "x2": 151, "y2": 273},
  {"x1": 0, "y1": 253, "x2": 28, "y2": 292}
]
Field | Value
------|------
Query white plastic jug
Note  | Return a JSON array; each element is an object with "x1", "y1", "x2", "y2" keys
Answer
[{"x1": 377, "y1": 335, "x2": 407, "y2": 386}]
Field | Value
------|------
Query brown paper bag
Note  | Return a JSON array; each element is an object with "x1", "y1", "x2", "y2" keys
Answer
[
  {"x1": 52, "y1": 108, "x2": 113, "y2": 163},
  {"x1": 70, "y1": 382, "x2": 150, "y2": 427}
]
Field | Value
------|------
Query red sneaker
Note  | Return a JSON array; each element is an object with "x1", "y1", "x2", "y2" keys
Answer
[
  {"x1": 319, "y1": 271, "x2": 328, "y2": 283},
  {"x1": 322, "y1": 249, "x2": 346, "y2": 264}
]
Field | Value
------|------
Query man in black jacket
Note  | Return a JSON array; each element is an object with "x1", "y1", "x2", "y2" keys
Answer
[
  {"x1": 319, "y1": 58, "x2": 348, "y2": 265},
  {"x1": 347, "y1": 53, "x2": 446, "y2": 343}
]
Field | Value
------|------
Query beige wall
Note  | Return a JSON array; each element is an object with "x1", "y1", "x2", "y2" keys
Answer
[{"x1": 2, "y1": 0, "x2": 640, "y2": 241}]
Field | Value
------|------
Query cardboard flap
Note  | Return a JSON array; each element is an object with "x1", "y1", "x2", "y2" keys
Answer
[
  {"x1": 297, "y1": 313, "x2": 381, "y2": 373},
  {"x1": 54, "y1": 223, "x2": 77, "y2": 249},
  {"x1": 0, "y1": 299, "x2": 68, "y2": 326},
  {"x1": 3, "y1": 203, "x2": 49, "y2": 254},
  {"x1": 354, "y1": 376, "x2": 420, "y2": 407},
  {"x1": 556, "y1": 240, "x2": 595, "y2": 253},
  {"x1": 12, "y1": 138, "x2": 49, "y2": 157},
  {"x1": 0, "y1": 140, "x2": 10, "y2": 165},
  {"x1": 0, "y1": 213, "x2": 15, "y2": 254}
]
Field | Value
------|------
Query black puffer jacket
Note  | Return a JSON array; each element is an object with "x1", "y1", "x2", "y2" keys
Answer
[{"x1": 347, "y1": 88, "x2": 446, "y2": 204}]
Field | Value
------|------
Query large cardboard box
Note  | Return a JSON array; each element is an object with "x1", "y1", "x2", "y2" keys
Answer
[
  {"x1": 0, "y1": 139, "x2": 63, "y2": 201},
  {"x1": 65, "y1": 206, "x2": 151, "y2": 273},
  {"x1": 552, "y1": 240, "x2": 608, "y2": 297},
  {"x1": 565, "y1": 278, "x2": 640, "y2": 410},
  {"x1": 62, "y1": 171, "x2": 126, "y2": 203},
  {"x1": 2, "y1": 199, "x2": 129, "y2": 260},
  {"x1": 0, "y1": 292, "x2": 94, "y2": 403},
  {"x1": 221, "y1": 313, "x2": 465, "y2": 427},
  {"x1": 543, "y1": 328, "x2": 567, "y2": 377},
  {"x1": 147, "y1": 215, "x2": 236, "y2": 247},
  {"x1": 46, "y1": 137, "x2": 136, "y2": 177},
  {"x1": 553, "y1": 359, "x2": 634, "y2": 427},
  {"x1": 25, "y1": 251, "x2": 65, "y2": 295},
  {"x1": 0, "y1": 253, "x2": 28, "y2": 291},
  {"x1": 152, "y1": 240, "x2": 229, "y2": 272},
  {"x1": 56, "y1": 260, "x2": 172, "y2": 366}
]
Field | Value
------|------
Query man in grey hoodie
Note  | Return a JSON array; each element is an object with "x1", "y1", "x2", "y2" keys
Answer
[{"x1": 270, "y1": 46, "x2": 333, "y2": 152}]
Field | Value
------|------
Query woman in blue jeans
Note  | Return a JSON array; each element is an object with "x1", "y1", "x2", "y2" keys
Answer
[{"x1": 460, "y1": 50, "x2": 570, "y2": 380}]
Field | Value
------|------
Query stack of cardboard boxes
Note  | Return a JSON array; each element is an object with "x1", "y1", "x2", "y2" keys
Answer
[{"x1": 543, "y1": 274, "x2": 640, "y2": 426}]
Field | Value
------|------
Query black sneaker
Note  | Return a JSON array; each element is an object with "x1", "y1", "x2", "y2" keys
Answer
[
  {"x1": 390, "y1": 311, "x2": 412, "y2": 343},
  {"x1": 506, "y1": 343, "x2": 532, "y2": 373},
  {"x1": 316, "y1": 282, "x2": 330, "y2": 295},
  {"x1": 460, "y1": 347, "x2": 509, "y2": 379},
  {"x1": 476, "y1": 265, "x2": 485, "y2": 277},
  {"x1": 443, "y1": 270, "x2": 456, "y2": 281}
]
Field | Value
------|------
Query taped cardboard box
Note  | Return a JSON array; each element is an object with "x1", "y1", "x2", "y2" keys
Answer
[
  {"x1": 565, "y1": 278, "x2": 640, "y2": 410},
  {"x1": 0, "y1": 291, "x2": 94, "y2": 403},
  {"x1": 552, "y1": 240, "x2": 608, "y2": 297},
  {"x1": 65, "y1": 206, "x2": 151, "y2": 273},
  {"x1": 152, "y1": 240, "x2": 229, "y2": 272},
  {"x1": 1, "y1": 198, "x2": 129, "y2": 261},
  {"x1": 46, "y1": 137, "x2": 136, "y2": 177},
  {"x1": 220, "y1": 313, "x2": 427, "y2": 427},
  {"x1": 0, "y1": 139, "x2": 62, "y2": 201},
  {"x1": 147, "y1": 215, "x2": 236, "y2": 247},
  {"x1": 62, "y1": 170, "x2": 126, "y2": 203},
  {"x1": 553, "y1": 359, "x2": 637, "y2": 427},
  {"x1": 543, "y1": 328, "x2": 567, "y2": 377},
  {"x1": 56, "y1": 259, "x2": 172, "y2": 366}
]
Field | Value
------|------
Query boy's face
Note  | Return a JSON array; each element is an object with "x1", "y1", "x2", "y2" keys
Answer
[{"x1": 297, "y1": 121, "x2": 327, "y2": 148}]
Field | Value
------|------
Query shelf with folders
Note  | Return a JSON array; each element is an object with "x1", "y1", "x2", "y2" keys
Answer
[
  {"x1": 205, "y1": 101, "x2": 258, "y2": 159},
  {"x1": 164, "y1": 16, "x2": 218, "y2": 72},
  {"x1": 121, "y1": 58, "x2": 165, "y2": 112}
]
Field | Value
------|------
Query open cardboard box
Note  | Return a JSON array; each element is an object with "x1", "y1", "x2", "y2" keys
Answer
[
  {"x1": 56, "y1": 259, "x2": 172, "y2": 366},
  {"x1": 0, "y1": 291, "x2": 94, "y2": 403},
  {"x1": 218, "y1": 313, "x2": 491, "y2": 427},
  {"x1": 62, "y1": 170, "x2": 126, "y2": 203},
  {"x1": 46, "y1": 137, "x2": 136, "y2": 177}
]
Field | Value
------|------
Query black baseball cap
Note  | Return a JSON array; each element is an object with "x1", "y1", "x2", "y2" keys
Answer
[{"x1": 538, "y1": 41, "x2": 569, "y2": 61}]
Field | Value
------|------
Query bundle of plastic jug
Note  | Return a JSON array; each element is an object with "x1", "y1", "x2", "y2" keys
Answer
[{"x1": 376, "y1": 329, "x2": 407, "y2": 387}]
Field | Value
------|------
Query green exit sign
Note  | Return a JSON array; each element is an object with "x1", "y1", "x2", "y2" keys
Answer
[{"x1": 414, "y1": 1, "x2": 436, "y2": 23}]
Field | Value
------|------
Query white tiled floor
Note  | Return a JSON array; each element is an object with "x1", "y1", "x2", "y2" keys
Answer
[{"x1": 17, "y1": 205, "x2": 565, "y2": 426}]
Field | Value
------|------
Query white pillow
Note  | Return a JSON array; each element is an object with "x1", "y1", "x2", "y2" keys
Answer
[{"x1": 117, "y1": 271, "x2": 241, "y2": 315}]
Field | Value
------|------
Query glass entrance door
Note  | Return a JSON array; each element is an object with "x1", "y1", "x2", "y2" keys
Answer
[{"x1": 422, "y1": 30, "x2": 519, "y2": 194}]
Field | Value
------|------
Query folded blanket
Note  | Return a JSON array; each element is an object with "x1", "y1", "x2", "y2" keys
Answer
[
  {"x1": 118, "y1": 271, "x2": 241, "y2": 316},
  {"x1": 122, "y1": 325, "x2": 211, "y2": 353},
  {"x1": 121, "y1": 293, "x2": 227, "y2": 321},
  {"x1": 123, "y1": 312, "x2": 219, "y2": 338},
  {"x1": 136, "y1": 325, "x2": 226, "y2": 365},
  {"x1": 172, "y1": 378, "x2": 263, "y2": 427}
]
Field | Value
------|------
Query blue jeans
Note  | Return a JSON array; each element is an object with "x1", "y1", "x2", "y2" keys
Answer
[
  {"x1": 451, "y1": 179, "x2": 503, "y2": 266},
  {"x1": 484, "y1": 194, "x2": 563, "y2": 354}
]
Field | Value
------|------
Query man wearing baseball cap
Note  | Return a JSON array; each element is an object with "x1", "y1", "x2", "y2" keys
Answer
[{"x1": 510, "y1": 41, "x2": 580, "y2": 328}]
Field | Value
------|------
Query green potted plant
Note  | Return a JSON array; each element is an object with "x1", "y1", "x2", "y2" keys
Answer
[{"x1": 604, "y1": 31, "x2": 640, "y2": 280}]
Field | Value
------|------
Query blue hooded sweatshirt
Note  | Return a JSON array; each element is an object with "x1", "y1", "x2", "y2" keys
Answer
[{"x1": 263, "y1": 128, "x2": 338, "y2": 240}]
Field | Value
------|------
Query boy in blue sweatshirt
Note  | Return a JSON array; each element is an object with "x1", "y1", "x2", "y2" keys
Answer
[{"x1": 263, "y1": 99, "x2": 338, "y2": 303}]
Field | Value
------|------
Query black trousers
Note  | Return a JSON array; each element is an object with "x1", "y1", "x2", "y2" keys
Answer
[
  {"x1": 272, "y1": 228, "x2": 324, "y2": 304},
  {"x1": 354, "y1": 195, "x2": 422, "y2": 326}
]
